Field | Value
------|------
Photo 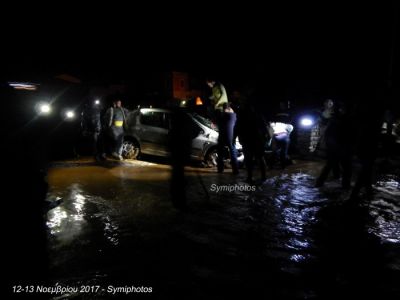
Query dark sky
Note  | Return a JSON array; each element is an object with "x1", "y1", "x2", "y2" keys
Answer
[{"x1": 2, "y1": 1, "x2": 399, "y2": 89}]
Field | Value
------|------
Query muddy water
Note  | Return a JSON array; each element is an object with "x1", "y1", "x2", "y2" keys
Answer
[{"x1": 46, "y1": 159, "x2": 400, "y2": 299}]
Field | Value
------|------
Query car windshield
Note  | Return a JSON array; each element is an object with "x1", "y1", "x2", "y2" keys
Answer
[{"x1": 191, "y1": 113, "x2": 218, "y2": 131}]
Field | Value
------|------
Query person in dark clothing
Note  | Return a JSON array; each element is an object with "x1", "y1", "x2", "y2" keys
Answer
[
  {"x1": 350, "y1": 90, "x2": 385, "y2": 200},
  {"x1": 169, "y1": 108, "x2": 201, "y2": 209},
  {"x1": 81, "y1": 99, "x2": 106, "y2": 161},
  {"x1": 336, "y1": 104, "x2": 354, "y2": 189},
  {"x1": 1, "y1": 87, "x2": 49, "y2": 297},
  {"x1": 311, "y1": 99, "x2": 340, "y2": 178},
  {"x1": 236, "y1": 103, "x2": 268, "y2": 183},
  {"x1": 105, "y1": 99, "x2": 129, "y2": 160},
  {"x1": 315, "y1": 104, "x2": 353, "y2": 188},
  {"x1": 216, "y1": 103, "x2": 239, "y2": 174}
]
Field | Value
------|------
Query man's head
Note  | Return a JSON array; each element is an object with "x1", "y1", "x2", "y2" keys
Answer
[
  {"x1": 324, "y1": 99, "x2": 334, "y2": 109},
  {"x1": 206, "y1": 80, "x2": 215, "y2": 88},
  {"x1": 114, "y1": 100, "x2": 122, "y2": 108}
]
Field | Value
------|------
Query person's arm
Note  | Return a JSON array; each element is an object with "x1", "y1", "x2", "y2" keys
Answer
[
  {"x1": 121, "y1": 108, "x2": 130, "y2": 129},
  {"x1": 214, "y1": 84, "x2": 228, "y2": 110},
  {"x1": 105, "y1": 107, "x2": 113, "y2": 127}
]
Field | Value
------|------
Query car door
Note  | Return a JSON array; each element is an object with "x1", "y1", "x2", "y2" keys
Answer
[{"x1": 138, "y1": 110, "x2": 170, "y2": 156}]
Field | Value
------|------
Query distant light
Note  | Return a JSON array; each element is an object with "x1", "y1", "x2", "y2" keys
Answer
[
  {"x1": 65, "y1": 111, "x2": 75, "y2": 119},
  {"x1": 40, "y1": 104, "x2": 51, "y2": 114},
  {"x1": 196, "y1": 97, "x2": 203, "y2": 105},
  {"x1": 300, "y1": 117, "x2": 313, "y2": 127},
  {"x1": 182, "y1": 100, "x2": 186, "y2": 105},
  {"x1": 9, "y1": 82, "x2": 38, "y2": 91},
  {"x1": 94, "y1": 100, "x2": 100, "y2": 105}
]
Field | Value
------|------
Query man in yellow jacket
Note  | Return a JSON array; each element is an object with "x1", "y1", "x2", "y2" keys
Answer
[{"x1": 105, "y1": 99, "x2": 129, "y2": 160}]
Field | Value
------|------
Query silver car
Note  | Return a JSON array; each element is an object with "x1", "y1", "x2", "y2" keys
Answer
[{"x1": 122, "y1": 108, "x2": 243, "y2": 166}]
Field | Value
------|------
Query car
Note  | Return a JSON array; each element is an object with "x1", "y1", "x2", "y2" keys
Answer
[{"x1": 122, "y1": 108, "x2": 244, "y2": 167}]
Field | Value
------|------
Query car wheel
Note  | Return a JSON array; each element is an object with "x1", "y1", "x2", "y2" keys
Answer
[{"x1": 122, "y1": 140, "x2": 140, "y2": 160}]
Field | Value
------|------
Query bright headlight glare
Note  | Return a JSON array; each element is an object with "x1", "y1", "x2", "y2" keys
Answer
[
  {"x1": 40, "y1": 104, "x2": 51, "y2": 114},
  {"x1": 300, "y1": 117, "x2": 313, "y2": 127},
  {"x1": 65, "y1": 111, "x2": 75, "y2": 119}
]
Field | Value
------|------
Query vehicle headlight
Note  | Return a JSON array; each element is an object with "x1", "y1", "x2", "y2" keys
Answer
[
  {"x1": 300, "y1": 117, "x2": 314, "y2": 127},
  {"x1": 40, "y1": 104, "x2": 51, "y2": 114},
  {"x1": 65, "y1": 110, "x2": 75, "y2": 119},
  {"x1": 61, "y1": 108, "x2": 76, "y2": 120},
  {"x1": 35, "y1": 102, "x2": 52, "y2": 115}
]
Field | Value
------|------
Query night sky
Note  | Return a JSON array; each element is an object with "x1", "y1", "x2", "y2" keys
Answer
[{"x1": 2, "y1": 2, "x2": 399, "y2": 99}]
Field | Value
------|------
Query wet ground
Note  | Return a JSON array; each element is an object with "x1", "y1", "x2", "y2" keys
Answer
[{"x1": 45, "y1": 158, "x2": 400, "y2": 299}]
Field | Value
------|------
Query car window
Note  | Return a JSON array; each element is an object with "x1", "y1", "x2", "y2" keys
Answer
[
  {"x1": 191, "y1": 113, "x2": 218, "y2": 131},
  {"x1": 187, "y1": 116, "x2": 202, "y2": 137},
  {"x1": 140, "y1": 111, "x2": 169, "y2": 129}
]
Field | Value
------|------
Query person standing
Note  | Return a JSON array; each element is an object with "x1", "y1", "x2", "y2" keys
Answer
[
  {"x1": 216, "y1": 103, "x2": 239, "y2": 174},
  {"x1": 315, "y1": 103, "x2": 353, "y2": 188},
  {"x1": 169, "y1": 108, "x2": 201, "y2": 209},
  {"x1": 81, "y1": 99, "x2": 106, "y2": 161},
  {"x1": 105, "y1": 99, "x2": 129, "y2": 160},
  {"x1": 236, "y1": 103, "x2": 268, "y2": 183}
]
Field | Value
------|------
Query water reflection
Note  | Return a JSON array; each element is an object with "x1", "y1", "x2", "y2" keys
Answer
[
  {"x1": 73, "y1": 193, "x2": 85, "y2": 221},
  {"x1": 47, "y1": 207, "x2": 68, "y2": 235},
  {"x1": 47, "y1": 182, "x2": 123, "y2": 248},
  {"x1": 290, "y1": 253, "x2": 307, "y2": 263},
  {"x1": 368, "y1": 174, "x2": 400, "y2": 244},
  {"x1": 47, "y1": 184, "x2": 87, "y2": 239},
  {"x1": 103, "y1": 215, "x2": 120, "y2": 246},
  {"x1": 255, "y1": 173, "x2": 323, "y2": 267},
  {"x1": 45, "y1": 160, "x2": 400, "y2": 298}
]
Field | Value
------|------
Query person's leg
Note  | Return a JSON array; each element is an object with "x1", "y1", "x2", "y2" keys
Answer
[
  {"x1": 243, "y1": 146, "x2": 254, "y2": 182},
  {"x1": 116, "y1": 131, "x2": 124, "y2": 156},
  {"x1": 228, "y1": 143, "x2": 238, "y2": 174},
  {"x1": 281, "y1": 136, "x2": 290, "y2": 167},
  {"x1": 275, "y1": 137, "x2": 286, "y2": 168},
  {"x1": 110, "y1": 127, "x2": 122, "y2": 159},
  {"x1": 350, "y1": 156, "x2": 375, "y2": 199},
  {"x1": 217, "y1": 142, "x2": 225, "y2": 173},
  {"x1": 103, "y1": 128, "x2": 111, "y2": 156},
  {"x1": 97, "y1": 131, "x2": 106, "y2": 159},
  {"x1": 256, "y1": 150, "x2": 267, "y2": 181},
  {"x1": 316, "y1": 153, "x2": 334, "y2": 187},
  {"x1": 341, "y1": 154, "x2": 352, "y2": 189}
]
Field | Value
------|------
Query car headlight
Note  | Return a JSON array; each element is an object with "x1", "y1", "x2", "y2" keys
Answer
[
  {"x1": 65, "y1": 110, "x2": 75, "y2": 119},
  {"x1": 61, "y1": 108, "x2": 76, "y2": 120},
  {"x1": 35, "y1": 102, "x2": 52, "y2": 115},
  {"x1": 300, "y1": 116, "x2": 314, "y2": 127}
]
